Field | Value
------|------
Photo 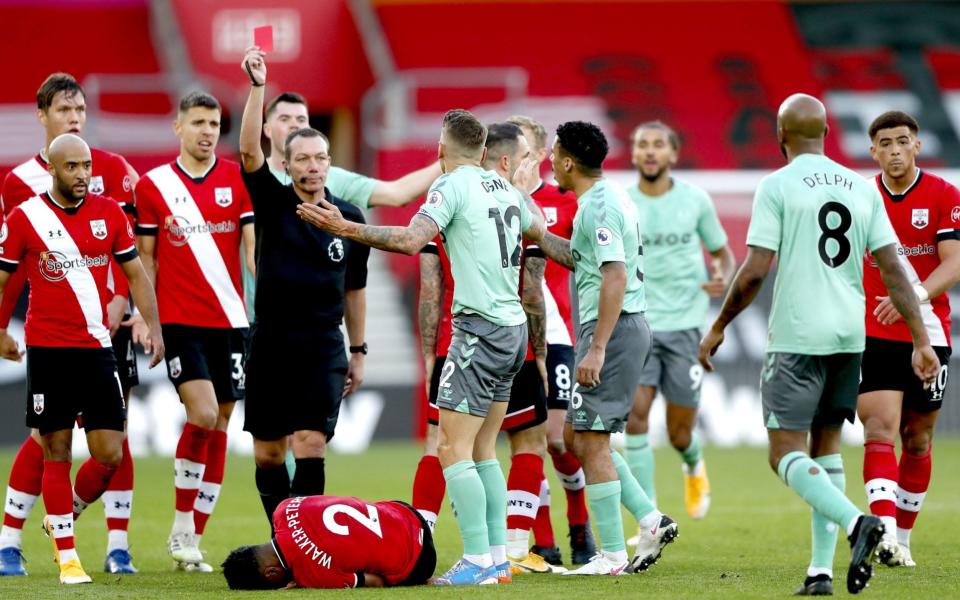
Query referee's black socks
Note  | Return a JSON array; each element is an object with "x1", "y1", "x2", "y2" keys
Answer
[
  {"x1": 255, "y1": 464, "x2": 290, "y2": 528},
  {"x1": 291, "y1": 457, "x2": 325, "y2": 497}
]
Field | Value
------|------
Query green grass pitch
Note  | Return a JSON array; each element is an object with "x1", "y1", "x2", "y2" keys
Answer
[{"x1": 0, "y1": 440, "x2": 958, "y2": 599}]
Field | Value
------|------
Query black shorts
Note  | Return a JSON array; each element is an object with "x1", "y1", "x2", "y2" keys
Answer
[
  {"x1": 859, "y1": 337, "x2": 951, "y2": 413},
  {"x1": 546, "y1": 344, "x2": 575, "y2": 410},
  {"x1": 26, "y1": 346, "x2": 125, "y2": 435},
  {"x1": 162, "y1": 324, "x2": 247, "y2": 403},
  {"x1": 426, "y1": 356, "x2": 445, "y2": 426},
  {"x1": 502, "y1": 360, "x2": 548, "y2": 433},
  {"x1": 243, "y1": 323, "x2": 348, "y2": 441},
  {"x1": 393, "y1": 501, "x2": 437, "y2": 587},
  {"x1": 112, "y1": 322, "x2": 139, "y2": 392}
]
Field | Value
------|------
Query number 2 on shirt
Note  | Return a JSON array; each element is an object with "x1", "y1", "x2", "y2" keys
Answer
[{"x1": 322, "y1": 503, "x2": 383, "y2": 538}]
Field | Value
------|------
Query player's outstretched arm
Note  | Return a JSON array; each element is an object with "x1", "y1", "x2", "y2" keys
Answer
[
  {"x1": 368, "y1": 163, "x2": 443, "y2": 208},
  {"x1": 873, "y1": 239, "x2": 960, "y2": 325},
  {"x1": 297, "y1": 201, "x2": 439, "y2": 255},
  {"x1": 120, "y1": 257, "x2": 165, "y2": 367},
  {"x1": 418, "y1": 251, "x2": 442, "y2": 386},
  {"x1": 522, "y1": 255, "x2": 549, "y2": 393},
  {"x1": 537, "y1": 232, "x2": 574, "y2": 270},
  {"x1": 238, "y1": 47, "x2": 267, "y2": 173},
  {"x1": 699, "y1": 245, "x2": 774, "y2": 371},
  {"x1": 0, "y1": 271, "x2": 24, "y2": 362},
  {"x1": 872, "y1": 243, "x2": 940, "y2": 384}
]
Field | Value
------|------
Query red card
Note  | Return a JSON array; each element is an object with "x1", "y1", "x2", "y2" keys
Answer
[{"x1": 253, "y1": 25, "x2": 274, "y2": 52}]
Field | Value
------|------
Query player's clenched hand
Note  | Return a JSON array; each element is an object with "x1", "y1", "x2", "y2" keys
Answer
[
  {"x1": 873, "y1": 295, "x2": 903, "y2": 325},
  {"x1": 0, "y1": 330, "x2": 24, "y2": 362},
  {"x1": 698, "y1": 325, "x2": 724, "y2": 372},
  {"x1": 701, "y1": 264, "x2": 728, "y2": 298},
  {"x1": 106, "y1": 295, "x2": 127, "y2": 337},
  {"x1": 912, "y1": 345, "x2": 940, "y2": 385},
  {"x1": 343, "y1": 354, "x2": 365, "y2": 398},
  {"x1": 297, "y1": 199, "x2": 349, "y2": 235},
  {"x1": 576, "y1": 347, "x2": 604, "y2": 388},
  {"x1": 242, "y1": 46, "x2": 267, "y2": 86},
  {"x1": 512, "y1": 158, "x2": 540, "y2": 195}
]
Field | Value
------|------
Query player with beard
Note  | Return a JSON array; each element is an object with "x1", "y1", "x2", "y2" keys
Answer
[
  {"x1": 0, "y1": 73, "x2": 143, "y2": 576},
  {"x1": 0, "y1": 134, "x2": 163, "y2": 583},
  {"x1": 624, "y1": 122, "x2": 735, "y2": 531}
]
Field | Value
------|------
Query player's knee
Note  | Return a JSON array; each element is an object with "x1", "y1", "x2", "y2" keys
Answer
[
  {"x1": 900, "y1": 425, "x2": 934, "y2": 455},
  {"x1": 92, "y1": 449, "x2": 123, "y2": 469},
  {"x1": 546, "y1": 438, "x2": 566, "y2": 457},
  {"x1": 253, "y1": 444, "x2": 286, "y2": 468},
  {"x1": 667, "y1": 427, "x2": 691, "y2": 451}
]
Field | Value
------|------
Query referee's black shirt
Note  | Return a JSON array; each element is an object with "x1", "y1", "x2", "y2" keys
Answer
[{"x1": 241, "y1": 162, "x2": 369, "y2": 331}]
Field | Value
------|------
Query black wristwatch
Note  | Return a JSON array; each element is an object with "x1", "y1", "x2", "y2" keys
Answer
[{"x1": 349, "y1": 343, "x2": 368, "y2": 355}]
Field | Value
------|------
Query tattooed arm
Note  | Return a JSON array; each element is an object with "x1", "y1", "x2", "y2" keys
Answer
[
  {"x1": 419, "y1": 250, "x2": 443, "y2": 389},
  {"x1": 698, "y1": 246, "x2": 775, "y2": 371},
  {"x1": 522, "y1": 254, "x2": 549, "y2": 395},
  {"x1": 537, "y1": 232, "x2": 574, "y2": 270},
  {"x1": 297, "y1": 200, "x2": 438, "y2": 255}
]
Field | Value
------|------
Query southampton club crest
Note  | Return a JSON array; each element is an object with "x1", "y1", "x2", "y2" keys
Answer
[
  {"x1": 215, "y1": 187, "x2": 233, "y2": 207},
  {"x1": 912, "y1": 208, "x2": 929, "y2": 229},
  {"x1": 90, "y1": 219, "x2": 107, "y2": 240},
  {"x1": 544, "y1": 206, "x2": 558, "y2": 226},
  {"x1": 33, "y1": 394, "x2": 44, "y2": 415}
]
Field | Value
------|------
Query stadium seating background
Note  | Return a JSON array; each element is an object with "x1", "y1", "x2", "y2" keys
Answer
[{"x1": 1, "y1": 0, "x2": 960, "y2": 451}]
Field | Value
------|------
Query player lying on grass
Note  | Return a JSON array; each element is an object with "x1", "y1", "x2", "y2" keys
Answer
[{"x1": 222, "y1": 495, "x2": 436, "y2": 589}]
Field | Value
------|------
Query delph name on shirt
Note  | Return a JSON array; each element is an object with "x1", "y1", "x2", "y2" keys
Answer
[{"x1": 802, "y1": 173, "x2": 854, "y2": 191}]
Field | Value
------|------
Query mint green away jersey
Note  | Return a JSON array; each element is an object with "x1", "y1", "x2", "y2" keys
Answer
[
  {"x1": 746, "y1": 153, "x2": 897, "y2": 354},
  {"x1": 417, "y1": 165, "x2": 533, "y2": 327},
  {"x1": 571, "y1": 179, "x2": 646, "y2": 324},
  {"x1": 243, "y1": 165, "x2": 379, "y2": 321},
  {"x1": 629, "y1": 178, "x2": 727, "y2": 331}
]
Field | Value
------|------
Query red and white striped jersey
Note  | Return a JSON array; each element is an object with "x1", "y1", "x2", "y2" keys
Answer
[
  {"x1": 0, "y1": 148, "x2": 138, "y2": 328},
  {"x1": 530, "y1": 181, "x2": 577, "y2": 345},
  {"x1": 134, "y1": 158, "x2": 253, "y2": 329},
  {"x1": 0, "y1": 193, "x2": 137, "y2": 348},
  {"x1": 864, "y1": 171, "x2": 960, "y2": 347}
]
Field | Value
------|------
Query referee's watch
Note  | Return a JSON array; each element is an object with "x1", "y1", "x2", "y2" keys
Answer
[{"x1": 349, "y1": 343, "x2": 368, "y2": 355}]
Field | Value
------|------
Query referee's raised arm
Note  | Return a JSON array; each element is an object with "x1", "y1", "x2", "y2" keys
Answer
[{"x1": 239, "y1": 47, "x2": 267, "y2": 173}]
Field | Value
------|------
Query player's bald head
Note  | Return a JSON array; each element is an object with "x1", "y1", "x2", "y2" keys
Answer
[
  {"x1": 777, "y1": 94, "x2": 827, "y2": 142},
  {"x1": 47, "y1": 133, "x2": 91, "y2": 166}
]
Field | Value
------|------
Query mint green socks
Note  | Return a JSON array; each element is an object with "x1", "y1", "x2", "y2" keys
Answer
[
  {"x1": 586, "y1": 480, "x2": 626, "y2": 553},
  {"x1": 611, "y1": 450, "x2": 657, "y2": 521},
  {"x1": 443, "y1": 460, "x2": 490, "y2": 555},
  {"x1": 809, "y1": 454, "x2": 845, "y2": 576},
  {"x1": 625, "y1": 433, "x2": 656, "y2": 503},
  {"x1": 679, "y1": 431, "x2": 703, "y2": 470},
  {"x1": 475, "y1": 459, "x2": 507, "y2": 551},
  {"x1": 778, "y1": 451, "x2": 860, "y2": 535}
]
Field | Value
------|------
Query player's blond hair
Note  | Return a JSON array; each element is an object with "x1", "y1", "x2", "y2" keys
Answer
[{"x1": 506, "y1": 115, "x2": 548, "y2": 151}]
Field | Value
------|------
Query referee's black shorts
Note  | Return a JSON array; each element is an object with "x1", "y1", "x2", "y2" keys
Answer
[{"x1": 243, "y1": 322, "x2": 348, "y2": 441}]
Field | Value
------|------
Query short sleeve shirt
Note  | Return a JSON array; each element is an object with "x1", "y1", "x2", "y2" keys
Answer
[
  {"x1": 571, "y1": 179, "x2": 645, "y2": 324},
  {"x1": 630, "y1": 178, "x2": 727, "y2": 332},
  {"x1": 417, "y1": 165, "x2": 530, "y2": 327},
  {"x1": 747, "y1": 153, "x2": 897, "y2": 354}
]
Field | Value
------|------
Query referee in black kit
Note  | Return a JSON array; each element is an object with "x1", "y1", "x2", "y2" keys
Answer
[{"x1": 238, "y1": 47, "x2": 370, "y2": 525}]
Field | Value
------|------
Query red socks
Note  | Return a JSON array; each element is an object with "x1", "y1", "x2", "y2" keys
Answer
[
  {"x1": 896, "y1": 449, "x2": 931, "y2": 532},
  {"x1": 102, "y1": 437, "x2": 134, "y2": 534},
  {"x1": 42, "y1": 460, "x2": 76, "y2": 555},
  {"x1": 551, "y1": 450, "x2": 588, "y2": 526},
  {"x1": 412, "y1": 455, "x2": 445, "y2": 531},
  {"x1": 2, "y1": 436, "x2": 43, "y2": 534},
  {"x1": 863, "y1": 441, "x2": 898, "y2": 531},
  {"x1": 194, "y1": 430, "x2": 227, "y2": 536},
  {"x1": 507, "y1": 453, "x2": 544, "y2": 532},
  {"x1": 532, "y1": 476, "x2": 555, "y2": 547},
  {"x1": 174, "y1": 423, "x2": 212, "y2": 517}
]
